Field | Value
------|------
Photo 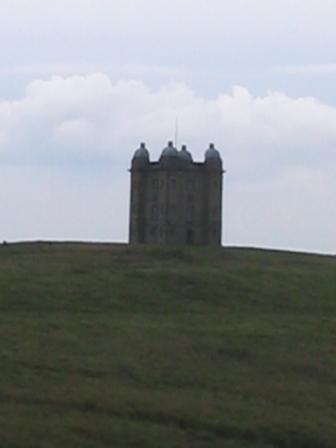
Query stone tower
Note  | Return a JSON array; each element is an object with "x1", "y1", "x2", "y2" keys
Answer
[{"x1": 129, "y1": 141, "x2": 224, "y2": 245}]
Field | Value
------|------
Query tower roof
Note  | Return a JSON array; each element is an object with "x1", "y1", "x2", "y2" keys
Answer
[
  {"x1": 133, "y1": 142, "x2": 150, "y2": 160},
  {"x1": 205, "y1": 143, "x2": 221, "y2": 161},
  {"x1": 160, "y1": 141, "x2": 179, "y2": 158},
  {"x1": 178, "y1": 145, "x2": 193, "y2": 162}
]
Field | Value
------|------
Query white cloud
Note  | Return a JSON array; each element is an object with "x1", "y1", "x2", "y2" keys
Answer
[
  {"x1": 0, "y1": 63, "x2": 182, "y2": 81},
  {"x1": 1, "y1": 0, "x2": 336, "y2": 107},
  {"x1": 1, "y1": 74, "x2": 336, "y2": 165},
  {"x1": 275, "y1": 64, "x2": 336, "y2": 76},
  {"x1": 0, "y1": 73, "x2": 335, "y2": 252}
]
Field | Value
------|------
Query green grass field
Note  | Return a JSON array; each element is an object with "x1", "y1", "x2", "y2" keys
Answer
[{"x1": 0, "y1": 242, "x2": 335, "y2": 448}]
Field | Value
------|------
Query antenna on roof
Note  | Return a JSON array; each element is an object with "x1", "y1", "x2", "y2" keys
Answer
[{"x1": 174, "y1": 116, "x2": 179, "y2": 148}]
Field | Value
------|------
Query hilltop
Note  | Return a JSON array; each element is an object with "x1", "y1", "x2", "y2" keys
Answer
[{"x1": 0, "y1": 243, "x2": 335, "y2": 448}]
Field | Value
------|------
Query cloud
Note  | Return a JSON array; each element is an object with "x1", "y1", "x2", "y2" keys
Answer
[
  {"x1": 1, "y1": 0, "x2": 336, "y2": 106},
  {"x1": 0, "y1": 73, "x2": 335, "y2": 252},
  {"x1": 1, "y1": 74, "x2": 336, "y2": 170},
  {"x1": 275, "y1": 64, "x2": 336, "y2": 76},
  {"x1": 0, "y1": 63, "x2": 182, "y2": 80}
]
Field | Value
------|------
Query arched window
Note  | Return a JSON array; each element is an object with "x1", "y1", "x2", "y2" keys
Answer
[
  {"x1": 151, "y1": 205, "x2": 158, "y2": 220},
  {"x1": 187, "y1": 179, "x2": 195, "y2": 189},
  {"x1": 188, "y1": 204, "x2": 194, "y2": 219},
  {"x1": 186, "y1": 228, "x2": 194, "y2": 244}
]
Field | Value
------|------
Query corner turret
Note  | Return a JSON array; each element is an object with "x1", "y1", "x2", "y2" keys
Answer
[
  {"x1": 131, "y1": 142, "x2": 150, "y2": 169},
  {"x1": 160, "y1": 141, "x2": 179, "y2": 158},
  {"x1": 205, "y1": 143, "x2": 222, "y2": 170},
  {"x1": 178, "y1": 144, "x2": 193, "y2": 162},
  {"x1": 159, "y1": 141, "x2": 181, "y2": 168}
]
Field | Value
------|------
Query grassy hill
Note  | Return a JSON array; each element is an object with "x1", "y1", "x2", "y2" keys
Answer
[{"x1": 0, "y1": 242, "x2": 335, "y2": 448}]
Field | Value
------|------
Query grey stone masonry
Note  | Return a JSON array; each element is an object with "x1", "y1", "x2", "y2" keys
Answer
[{"x1": 129, "y1": 141, "x2": 224, "y2": 245}]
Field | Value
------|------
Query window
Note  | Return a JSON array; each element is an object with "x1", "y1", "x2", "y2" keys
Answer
[
  {"x1": 170, "y1": 204, "x2": 177, "y2": 214},
  {"x1": 188, "y1": 204, "x2": 194, "y2": 219},
  {"x1": 170, "y1": 178, "x2": 176, "y2": 189},
  {"x1": 186, "y1": 228, "x2": 194, "y2": 244},
  {"x1": 187, "y1": 179, "x2": 195, "y2": 189},
  {"x1": 187, "y1": 194, "x2": 194, "y2": 203},
  {"x1": 169, "y1": 225, "x2": 175, "y2": 236},
  {"x1": 151, "y1": 205, "x2": 158, "y2": 220}
]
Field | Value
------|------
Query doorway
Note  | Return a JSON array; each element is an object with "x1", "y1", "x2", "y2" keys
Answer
[{"x1": 186, "y1": 228, "x2": 194, "y2": 245}]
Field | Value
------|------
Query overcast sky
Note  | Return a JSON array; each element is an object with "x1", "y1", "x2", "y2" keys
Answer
[{"x1": 0, "y1": 0, "x2": 335, "y2": 253}]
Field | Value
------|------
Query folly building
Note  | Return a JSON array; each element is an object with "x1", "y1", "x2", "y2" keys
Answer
[{"x1": 129, "y1": 141, "x2": 224, "y2": 245}]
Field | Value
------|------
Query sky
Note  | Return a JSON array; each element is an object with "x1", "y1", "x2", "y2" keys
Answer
[{"x1": 0, "y1": 0, "x2": 335, "y2": 253}]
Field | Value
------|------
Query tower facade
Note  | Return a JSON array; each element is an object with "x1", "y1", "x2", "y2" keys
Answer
[{"x1": 129, "y1": 141, "x2": 224, "y2": 245}]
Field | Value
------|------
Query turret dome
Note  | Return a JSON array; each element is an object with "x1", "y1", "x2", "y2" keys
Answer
[
  {"x1": 133, "y1": 142, "x2": 150, "y2": 160},
  {"x1": 161, "y1": 141, "x2": 179, "y2": 158},
  {"x1": 178, "y1": 145, "x2": 193, "y2": 162},
  {"x1": 205, "y1": 143, "x2": 221, "y2": 161}
]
